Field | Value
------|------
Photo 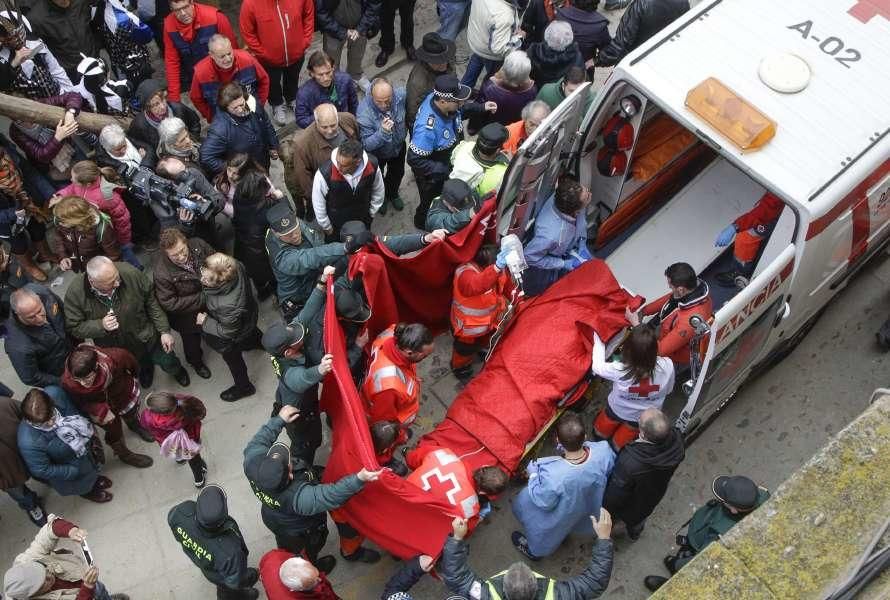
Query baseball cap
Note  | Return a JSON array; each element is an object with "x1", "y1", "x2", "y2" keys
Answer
[{"x1": 262, "y1": 322, "x2": 306, "y2": 355}]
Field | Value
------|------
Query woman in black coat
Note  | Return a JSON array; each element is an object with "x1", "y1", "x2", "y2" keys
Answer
[
  {"x1": 197, "y1": 253, "x2": 263, "y2": 402},
  {"x1": 127, "y1": 79, "x2": 202, "y2": 166},
  {"x1": 232, "y1": 170, "x2": 282, "y2": 301},
  {"x1": 528, "y1": 20, "x2": 585, "y2": 86},
  {"x1": 198, "y1": 82, "x2": 280, "y2": 177}
]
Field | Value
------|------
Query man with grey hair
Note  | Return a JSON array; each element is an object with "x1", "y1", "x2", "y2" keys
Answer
[
  {"x1": 442, "y1": 510, "x2": 614, "y2": 599},
  {"x1": 5, "y1": 284, "x2": 70, "y2": 388},
  {"x1": 603, "y1": 408, "x2": 685, "y2": 540},
  {"x1": 258, "y1": 549, "x2": 340, "y2": 598},
  {"x1": 64, "y1": 256, "x2": 191, "y2": 388},
  {"x1": 528, "y1": 20, "x2": 584, "y2": 86},
  {"x1": 189, "y1": 33, "x2": 270, "y2": 120},
  {"x1": 97, "y1": 123, "x2": 152, "y2": 170},
  {"x1": 288, "y1": 103, "x2": 359, "y2": 219},
  {"x1": 156, "y1": 116, "x2": 199, "y2": 163},
  {"x1": 504, "y1": 100, "x2": 551, "y2": 155}
]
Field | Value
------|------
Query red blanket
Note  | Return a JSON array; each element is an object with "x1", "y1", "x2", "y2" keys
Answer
[{"x1": 411, "y1": 259, "x2": 642, "y2": 475}]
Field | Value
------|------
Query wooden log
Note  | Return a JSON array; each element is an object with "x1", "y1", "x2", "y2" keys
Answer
[{"x1": 0, "y1": 92, "x2": 131, "y2": 134}]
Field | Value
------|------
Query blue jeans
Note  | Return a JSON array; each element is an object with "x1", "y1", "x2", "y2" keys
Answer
[
  {"x1": 5, "y1": 483, "x2": 39, "y2": 511},
  {"x1": 93, "y1": 581, "x2": 113, "y2": 600},
  {"x1": 460, "y1": 55, "x2": 503, "y2": 88},
  {"x1": 437, "y1": 0, "x2": 469, "y2": 40},
  {"x1": 120, "y1": 243, "x2": 143, "y2": 270}
]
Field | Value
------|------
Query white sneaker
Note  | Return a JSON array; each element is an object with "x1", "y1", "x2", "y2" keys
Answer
[
  {"x1": 356, "y1": 76, "x2": 371, "y2": 94},
  {"x1": 272, "y1": 103, "x2": 288, "y2": 126}
]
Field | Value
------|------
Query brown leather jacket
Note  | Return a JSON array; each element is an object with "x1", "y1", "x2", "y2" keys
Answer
[
  {"x1": 152, "y1": 237, "x2": 215, "y2": 316},
  {"x1": 283, "y1": 112, "x2": 358, "y2": 203}
]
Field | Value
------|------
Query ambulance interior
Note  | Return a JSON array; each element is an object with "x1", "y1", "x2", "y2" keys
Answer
[{"x1": 578, "y1": 82, "x2": 798, "y2": 313}]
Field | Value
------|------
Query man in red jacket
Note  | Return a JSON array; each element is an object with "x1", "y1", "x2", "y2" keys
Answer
[
  {"x1": 189, "y1": 34, "x2": 271, "y2": 121},
  {"x1": 240, "y1": 0, "x2": 314, "y2": 126},
  {"x1": 626, "y1": 262, "x2": 713, "y2": 368},
  {"x1": 163, "y1": 0, "x2": 238, "y2": 104},
  {"x1": 259, "y1": 549, "x2": 341, "y2": 599},
  {"x1": 61, "y1": 344, "x2": 155, "y2": 468},
  {"x1": 713, "y1": 191, "x2": 785, "y2": 287}
]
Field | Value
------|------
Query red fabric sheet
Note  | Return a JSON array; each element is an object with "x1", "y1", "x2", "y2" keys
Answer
[{"x1": 412, "y1": 259, "x2": 642, "y2": 475}]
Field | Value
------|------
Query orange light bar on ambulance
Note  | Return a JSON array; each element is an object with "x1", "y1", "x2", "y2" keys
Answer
[{"x1": 685, "y1": 78, "x2": 776, "y2": 152}]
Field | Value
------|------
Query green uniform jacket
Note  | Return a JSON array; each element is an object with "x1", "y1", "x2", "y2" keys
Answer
[
  {"x1": 271, "y1": 286, "x2": 329, "y2": 409},
  {"x1": 687, "y1": 489, "x2": 771, "y2": 552},
  {"x1": 167, "y1": 501, "x2": 250, "y2": 590},
  {"x1": 425, "y1": 197, "x2": 474, "y2": 234},
  {"x1": 242, "y1": 416, "x2": 365, "y2": 530},
  {"x1": 535, "y1": 79, "x2": 595, "y2": 112},
  {"x1": 63, "y1": 262, "x2": 170, "y2": 359},
  {"x1": 265, "y1": 222, "x2": 346, "y2": 305}
]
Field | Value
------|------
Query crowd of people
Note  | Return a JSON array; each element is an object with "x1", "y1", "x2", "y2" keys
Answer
[{"x1": 0, "y1": 0, "x2": 782, "y2": 598}]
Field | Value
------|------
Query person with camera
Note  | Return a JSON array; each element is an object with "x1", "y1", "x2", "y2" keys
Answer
[
  {"x1": 153, "y1": 227, "x2": 215, "y2": 380},
  {"x1": 153, "y1": 155, "x2": 225, "y2": 248},
  {"x1": 2, "y1": 512, "x2": 130, "y2": 599},
  {"x1": 199, "y1": 81, "x2": 280, "y2": 177},
  {"x1": 198, "y1": 252, "x2": 263, "y2": 402},
  {"x1": 63, "y1": 256, "x2": 191, "y2": 389}
]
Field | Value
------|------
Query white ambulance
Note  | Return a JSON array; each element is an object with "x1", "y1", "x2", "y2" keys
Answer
[{"x1": 497, "y1": 0, "x2": 890, "y2": 438}]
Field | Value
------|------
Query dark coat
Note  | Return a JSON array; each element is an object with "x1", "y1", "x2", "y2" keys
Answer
[
  {"x1": 49, "y1": 215, "x2": 122, "y2": 273},
  {"x1": 128, "y1": 103, "x2": 202, "y2": 166},
  {"x1": 405, "y1": 62, "x2": 455, "y2": 133},
  {"x1": 202, "y1": 260, "x2": 260, "y2": 353},
  {"x1": 199, "y1": 109, "x2": 280, "y2": 176},
  {"x1": 595, "y1": 0, "x2": 690, "y2": 66},
  {"x1": 520, "y1": 0, "x2": 559, "y2": 46},
  {"x1": 478, "y1": 78, "x2": 538, "y2": 126},
  {"x1": 314, "y1": 0, "x2": 381, "y2": 39},
  {"x1": 233, "y1": 197, "x2": 277, "y2": 291},
  {"x1": 602, "y1": 427, "x2": 686, "y2": 527},
  {"x1": 5, "y1": 283, "x2": 70, "y2": 388},
  {"x1": 293, "y1": 72, "x2": 359, "y2": 129},
  {"x1": 16, "y1": 386, "x2": 99, "y2": 497},
  {"x1": 153, "y1": 237, "x2": 216, "y2": 316},
  {"x1": 0, "y1": 396, "x2": 29, "y2": 490},
  {"x1": 22, "y1": 0, "x2": 102, "y2": 75},
  {"x1": 9, "y1": 92, "x2": 83, "y2": 168},
  {"x1": 527, "y1": 41, "x2": 584, "y2": 86},
  {"x1": 555, "y1": 6, "x2": 610, "y2": 61}
]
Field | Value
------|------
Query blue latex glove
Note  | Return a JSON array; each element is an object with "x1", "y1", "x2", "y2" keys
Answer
[
  {"x1": 564, "y1": 256, "x2": 583, "y2": 271},
  {"x1": 577, "y1": 245, "x2": 592, "y2": 261},
  {"x1": 495, "y1": 249, "x2": 508, "y2": 270},
  {"x1": 478, "y1": 503, "x2": 492, "y2": 520},
  {"x1": 715, "y1": 224, "x2": 737, "y2": 247}
]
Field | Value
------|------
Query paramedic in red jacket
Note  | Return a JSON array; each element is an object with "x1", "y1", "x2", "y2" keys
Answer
[
  {"x1": 189, "y1": 35, "x2": 271, "y2": 121},
  {"x1": 626, "y1": 262, "x2": 712, "y2": 368},
  {"x1": 163, "y1": 0, "x2": 238, "y2": 104},
  {"x1": 714, "y1": 191, "x2": 784, "y2": 287},
  {"x1": 449, "y1": 244, "x2": 511, "y2": 381},
  {"x1": 240, "y1": 0, "x2": 315, "y2": 126}
]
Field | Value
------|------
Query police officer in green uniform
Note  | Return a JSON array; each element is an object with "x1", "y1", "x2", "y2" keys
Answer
[
  {"x1": 425, "y1": 179, "x2": 482, "y2": 234},
  {"x1": 242, "y1": 405, "x2": 383, "y2": 575},
  {"x1": 168, "y1": 485, "x2": 259, "y2": 599},
  {"x1": 643, "y1": 474, "x2": 770, "y2": 591},
  {"x1": 262, "y1": 267, "x2": 337, "y2": 465}
]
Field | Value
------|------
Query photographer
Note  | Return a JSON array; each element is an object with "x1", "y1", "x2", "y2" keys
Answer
[{"x1": 151, "y1": 156, "x2": 224, "y2": 248}]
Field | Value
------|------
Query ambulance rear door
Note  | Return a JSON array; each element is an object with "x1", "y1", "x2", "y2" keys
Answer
[
  {"x1": 676, "y1": 245, "x2": 797, "y2": 438},
  {"x1": 496, "y1": 83, "x2": 591, "y2": 238}
]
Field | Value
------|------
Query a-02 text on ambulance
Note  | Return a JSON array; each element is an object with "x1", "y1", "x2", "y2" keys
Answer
[{"x1": 496, "y1": 0, "x2": 890, "y2": 439}]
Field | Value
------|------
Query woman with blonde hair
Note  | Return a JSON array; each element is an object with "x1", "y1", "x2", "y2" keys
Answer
[
  {"x1": 50, "y1": 196, "x2": 121, "y2": 272},
  {"x1": 54, "y1": 160, "x2": 141, "y2": 268},
  {"x1": 197, "y1": 253, "x2": 263, "y2": 402}
]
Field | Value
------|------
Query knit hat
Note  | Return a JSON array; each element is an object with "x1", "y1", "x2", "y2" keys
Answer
[
  {"x1": 136, "y1": 78, "x2": 166, "y2": 109},
  {"x1": 4, "y1": 562, "x2": 45, "y2": 599}
]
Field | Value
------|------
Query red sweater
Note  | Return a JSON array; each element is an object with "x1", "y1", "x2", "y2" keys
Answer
[
  {"x1": 259, "y1": 549, "x2": 341, "y2": 599},
  {"x1": 239, "y1": 0, "x2": 314, "y2": 67},
  {"x1": 189, "y1": 49, "x2": 270, "y2": 120},
  {"x1": 61, "y1": 346, "x2": 139, "y2": 421},
  {"x1": 163, "y1": 4, "x2": 238, "y2": 102}
]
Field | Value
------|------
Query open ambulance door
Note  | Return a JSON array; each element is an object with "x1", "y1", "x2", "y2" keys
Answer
[
  {"x1": 675, "y1": 245, "x2": 797, "y2": 440},
  {"x1": 496, "y1": 83, "x2": 591, "y2": 238}
]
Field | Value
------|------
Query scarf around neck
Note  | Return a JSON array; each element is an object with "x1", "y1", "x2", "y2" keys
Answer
[{"x1": 31, "y1": 408, "x2": 94, "y2": 457}]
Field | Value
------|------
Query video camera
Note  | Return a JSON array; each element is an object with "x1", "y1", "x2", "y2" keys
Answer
[{"x1": 115, "y1": 163, "x2": 214, "y2": 220}]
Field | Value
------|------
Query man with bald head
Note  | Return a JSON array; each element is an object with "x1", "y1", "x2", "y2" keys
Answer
[
  {"x1": 63, "y1": 257, "x2": 190, "y2": 389},
  {"x1": 259, "y1": 550, "x2": 341, "y2": 599},
  {"x1": 287, "y1": 103, "x2": 359, "y2": 219},
  {"x1": 357, "y1": 78, "x2": 409, "y2": 215},
  {"x1": 602, "y1": 408, "x2": 686, "y2": 540},
  {"x1": 189, "y1": 33, "x2": 271, "y2": 120},
  {"x1": 5, "y1": 285, "x2": 70, "y2": 387}
]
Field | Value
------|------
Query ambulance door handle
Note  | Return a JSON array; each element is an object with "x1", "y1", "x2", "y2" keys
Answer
[{"x1": 773, "y1": 301, "x2": 791, "y2": 328}]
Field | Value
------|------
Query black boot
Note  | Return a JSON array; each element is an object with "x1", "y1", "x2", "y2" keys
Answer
[
  {"x1": 123, "y1": 413, "x2": 155, "y2": 443},
  {"x1": 188, "y1": 454, "x2": 207, "y2": 488}
]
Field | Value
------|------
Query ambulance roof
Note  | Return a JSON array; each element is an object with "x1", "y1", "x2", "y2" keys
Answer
[{"x1": 621, "y1": 0, "x2": 890, "y2": 210}]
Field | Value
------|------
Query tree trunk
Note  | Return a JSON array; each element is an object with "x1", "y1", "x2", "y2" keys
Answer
[{"x1": 0, "y1": 92, "x2": 131, "y2": 134}]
